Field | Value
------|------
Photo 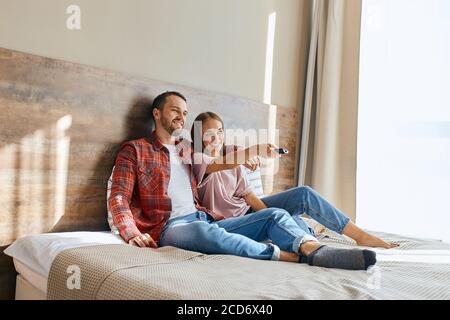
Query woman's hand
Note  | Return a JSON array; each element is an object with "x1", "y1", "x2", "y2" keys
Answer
[
  {"x1": 206, "y1": 143, "x2": 278, "y2": 175},
  {"x1": 244, "y1": 192, "x2": 268, "y2": 212},
  {"x1": 249, "y1": 144, "x2": 280, "y2": 159},
  {"x1": 244, "y1": 156, "x2": 261, "y2": 172},
  {"x1": 129, "y1": 233, "x2": 158, "y2": 248}
]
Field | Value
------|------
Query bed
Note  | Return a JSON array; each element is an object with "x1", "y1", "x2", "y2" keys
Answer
[{"x1": 5, "y1": 228, "x2": 450, "y2": 300}]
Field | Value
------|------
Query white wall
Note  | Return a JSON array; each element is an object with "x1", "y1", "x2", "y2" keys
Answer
[{"x1": 0, "y1": 0, "x2": 311, "y2": 109}]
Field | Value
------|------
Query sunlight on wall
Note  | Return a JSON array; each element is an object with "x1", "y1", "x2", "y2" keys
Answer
[
  {"x1": 0, "y1": 143, "x2": 18, "y2": 242},
  {"x1": 263, "y1": 12, "x2": 278, "y2": 194},
  {"x1": 54, "y1": 115, "x2": 72, "y2": 227},
  {"x1": 264, "y1": 12, "x2": 277, "y2": 105},
  {"x1": 17, "y1": 129, "x2": 45, "y2": 236},
  {"x1": 0, "y1": 115, "x2": 72, "y2": 243}
]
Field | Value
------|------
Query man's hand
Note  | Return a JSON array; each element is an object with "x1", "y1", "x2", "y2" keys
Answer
[
  {"x1": 129, "y1": 233, "x2": 158, "y2": 248},
  {"x1": 244, "y1": 156, "x2": 261, "y2": 172}
]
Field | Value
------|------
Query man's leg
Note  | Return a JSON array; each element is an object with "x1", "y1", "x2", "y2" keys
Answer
[{"x1": 159, "y1": 212, "x2": 281, "y2": 260}]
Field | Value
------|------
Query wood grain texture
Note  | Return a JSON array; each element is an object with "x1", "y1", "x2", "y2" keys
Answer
[
  {"x1": 0, "y1": 47, "x2": 299, "y2": 299},
  {"x1": 272, "y1": 106, "x2": 300, "y2": 193}
]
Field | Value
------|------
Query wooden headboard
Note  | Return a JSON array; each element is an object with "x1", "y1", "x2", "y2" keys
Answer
[{"x1": 0, "y1": 47, "x2": 283, "y2": 298}]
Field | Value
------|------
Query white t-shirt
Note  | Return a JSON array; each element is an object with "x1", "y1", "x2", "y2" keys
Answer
[{"x1": 163, "y1": 144, "x2": 198, "y2": 220}]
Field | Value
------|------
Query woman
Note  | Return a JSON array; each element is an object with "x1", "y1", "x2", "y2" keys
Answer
[{"x1": 191, "y1": 111, "x2": 399, "y2": 256}]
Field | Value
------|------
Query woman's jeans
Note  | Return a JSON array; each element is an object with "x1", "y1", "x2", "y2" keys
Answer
[
  {"x1": 259, "y1": 186, "x2": 351, "y2": 236},
  {"x1": 159, "y1": 208, "x2": 317, "y2": 261}
]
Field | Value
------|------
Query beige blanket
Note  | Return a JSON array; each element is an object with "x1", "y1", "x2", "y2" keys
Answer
[{"x1": 47, "y1": 231, "x2": 450, "y2": 300}]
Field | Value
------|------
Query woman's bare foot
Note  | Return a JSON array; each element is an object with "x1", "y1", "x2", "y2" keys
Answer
[
  {"x1": 343, "y1": 221, "x2": 399, "y2": 249},
  {"x1": 355, "y1": 233, "x2": 399, "y2": 249}
]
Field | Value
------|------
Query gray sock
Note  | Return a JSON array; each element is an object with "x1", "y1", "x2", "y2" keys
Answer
[{"x1": 306, "y1": 245, "x2": 376, "y2": 270}]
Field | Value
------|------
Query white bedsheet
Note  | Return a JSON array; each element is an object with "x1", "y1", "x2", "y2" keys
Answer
[
  {"x1": 374, "y1": 248, "x2": 450, "y2": 264},
  {"x1": 14, "y1": 258, "x2": 48, "y2": 294}
]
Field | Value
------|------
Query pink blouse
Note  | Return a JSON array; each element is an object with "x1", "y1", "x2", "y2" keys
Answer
[{"x1": 193, "y1": 146, "x2": 253, "y2": 218}]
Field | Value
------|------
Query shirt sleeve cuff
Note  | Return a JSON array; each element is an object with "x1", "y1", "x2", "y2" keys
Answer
[{"x1": 119, "y1": 224, "x2": 142, "y2": 243}]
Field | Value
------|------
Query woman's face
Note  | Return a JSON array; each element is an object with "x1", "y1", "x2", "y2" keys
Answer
[{"x1": 202, "y1": 118, "x2": 224, "y2": 155}]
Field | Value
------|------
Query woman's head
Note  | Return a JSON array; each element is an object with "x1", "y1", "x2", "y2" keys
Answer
[{"x1": 191, "y1": 112, "x2": 225, "y2": 155}]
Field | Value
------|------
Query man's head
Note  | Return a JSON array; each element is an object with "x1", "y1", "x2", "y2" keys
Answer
[{"x1": 151, "y1": 91, "x2": 188, "y2": 135}]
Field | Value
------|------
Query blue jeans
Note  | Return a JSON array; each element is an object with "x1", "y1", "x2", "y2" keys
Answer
[
  {"x1": 159, "y1": 208, "x2": 317, "y2": 261},
  {"x1": 259, "y1": 186, "x2": 351, "y2": 235}
]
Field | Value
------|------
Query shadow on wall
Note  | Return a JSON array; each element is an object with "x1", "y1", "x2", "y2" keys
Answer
[{"x1": 50, "y1": 96, "x2": 155, "y2": 233}]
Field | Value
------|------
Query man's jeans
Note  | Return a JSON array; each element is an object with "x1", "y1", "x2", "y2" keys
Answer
[
  {"x1": 159, "y1": 208, "x2": 317, "y2": 261},
  {"x1": 260, "y1": 186, "x2": 351, "y2": 235}
]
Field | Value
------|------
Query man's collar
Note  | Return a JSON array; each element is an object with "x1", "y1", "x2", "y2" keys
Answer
[
  {"x1": 148, "y1": 130, "x2": 190, "y2": 152},
  {"x1": 147, "y1": 131, "x2": 165, "y2": 150}
]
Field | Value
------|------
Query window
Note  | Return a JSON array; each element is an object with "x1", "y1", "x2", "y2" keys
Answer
[{"x1": 357, "y1": 0, "x2": 450, "y2": 242}]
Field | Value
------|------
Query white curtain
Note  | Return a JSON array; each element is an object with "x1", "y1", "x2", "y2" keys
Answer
[{"x1": 298, "y1": 0, "x2": 362, "y2": 220}]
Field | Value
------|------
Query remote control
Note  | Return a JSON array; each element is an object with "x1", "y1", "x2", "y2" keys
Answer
[{"x1": 277, "y1": 148, "x2": 289, "y2": 155}]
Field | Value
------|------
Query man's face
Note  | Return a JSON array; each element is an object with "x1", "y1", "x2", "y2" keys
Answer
[{"x1": 154, "y1": 95, "x2": 188, "y2": 135}]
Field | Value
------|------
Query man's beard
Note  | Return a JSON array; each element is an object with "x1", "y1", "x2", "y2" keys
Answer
[{"x1": 161, "y1": 117, "x2": 183, "y2": 137}]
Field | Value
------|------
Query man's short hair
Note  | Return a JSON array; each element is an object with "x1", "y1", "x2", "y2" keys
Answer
[{"x1": 151, "y1": 91, "x2": 187, "y2": 119}]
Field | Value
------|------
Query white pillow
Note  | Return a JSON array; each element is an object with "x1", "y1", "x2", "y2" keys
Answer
[
  {"x1": 4, "y1": 231, "x2": 125, "y2": 277},
  {"x1": 244, "y1": 167, "x2": 265, "y2": 198},
  {"x1": 106, "y1": 166, "x2": 119, "y2": 234}
]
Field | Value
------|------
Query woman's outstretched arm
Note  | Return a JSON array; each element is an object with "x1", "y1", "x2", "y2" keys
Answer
[{"x1": 205, "y1": 144, "x2": 279, "y2": 174}]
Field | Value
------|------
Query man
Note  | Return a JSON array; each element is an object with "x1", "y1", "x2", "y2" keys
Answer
[{"x1": 109, "y1": 91, "x2": 377, "y2": 270}]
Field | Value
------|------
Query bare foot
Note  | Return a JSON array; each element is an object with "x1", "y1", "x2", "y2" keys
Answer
[
  {"x1": 356, "y1": 233, "x2": 399, "y2": 249},
  {"x1": 342, "y1": 222, "x2": 399, "y2": 249}
]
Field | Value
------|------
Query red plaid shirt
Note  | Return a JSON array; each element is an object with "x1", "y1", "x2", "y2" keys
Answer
[{"x1": 109, "y1": 131, "x2": 224, "y2": 243}]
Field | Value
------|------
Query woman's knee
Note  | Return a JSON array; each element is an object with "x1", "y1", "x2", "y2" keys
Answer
[
  {"x1": 269, "y1": 208, "x2": 291, "y2": 221},
  {"x1": 291, "y1": 185, "x2": 315, "y2": 197},
  {"x1": 300, "y1": 185, "x2": 313, "y2": 192}
]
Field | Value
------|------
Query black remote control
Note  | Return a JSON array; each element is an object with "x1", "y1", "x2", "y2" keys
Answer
[{"x1": 277, "y1": 148, "x2": 289, "y2": 155}]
